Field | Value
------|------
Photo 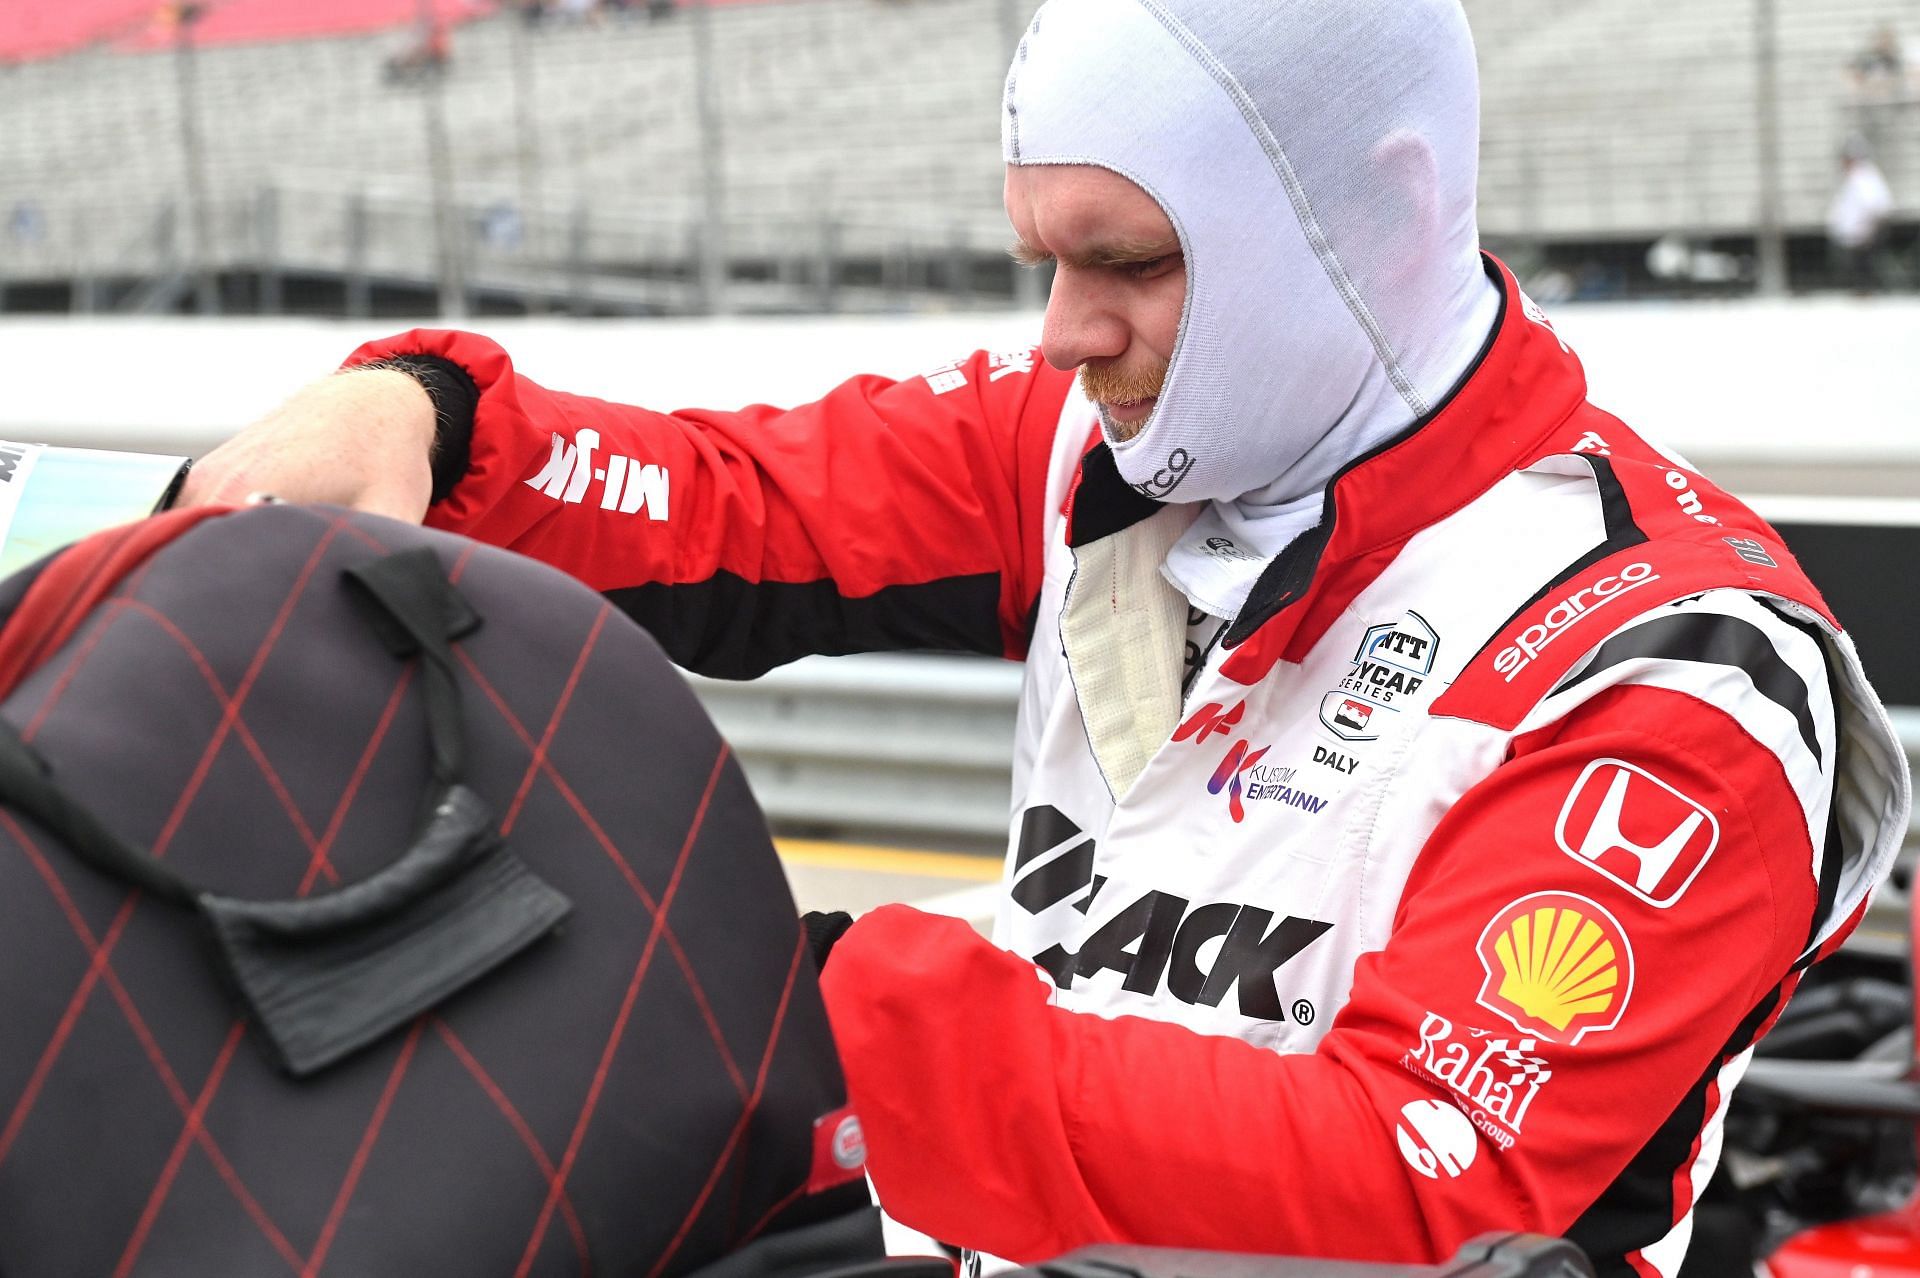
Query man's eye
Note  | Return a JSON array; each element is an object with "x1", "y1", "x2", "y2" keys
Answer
[{"x1": 1127, "y1": 256, "x2": 1177, "y2": 279}]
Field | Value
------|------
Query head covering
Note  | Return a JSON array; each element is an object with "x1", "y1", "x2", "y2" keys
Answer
[{"x1": 1003, "y1": 0, "x2": 1500, "y2": 508}]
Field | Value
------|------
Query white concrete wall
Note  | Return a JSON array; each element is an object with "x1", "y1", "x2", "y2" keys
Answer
[{"x1": 4, "y1": 296, "x2": 1918, "y2": 467}]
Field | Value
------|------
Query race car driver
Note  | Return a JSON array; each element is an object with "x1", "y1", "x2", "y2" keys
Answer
[{"x1": 180, "y1": 0, "x2": 1911, "y2": 1272}]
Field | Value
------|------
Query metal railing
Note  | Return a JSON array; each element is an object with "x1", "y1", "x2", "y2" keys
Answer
[
  {"x1": 695, "y1": 654, "x2": 1920, "y2": 865},
  {"x1": 686, "y1": 654, "x2": 1022, "y2": 846}
]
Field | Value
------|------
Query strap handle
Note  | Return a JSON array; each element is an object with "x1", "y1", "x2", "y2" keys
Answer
[
  {"x1": 0, "y1": 541, "x2": 574, "y2": 1077},
  {"x1": 339, "y1": 546, "x2": 481, "y2": 797},
  {"x1": 0, "y1": 546, "x2": 486, "y2": 937}
]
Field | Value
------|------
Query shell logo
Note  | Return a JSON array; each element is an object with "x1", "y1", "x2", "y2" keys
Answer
[{"x1": 1475, "y1": 892, "x2": 1634, "y2": 1045}]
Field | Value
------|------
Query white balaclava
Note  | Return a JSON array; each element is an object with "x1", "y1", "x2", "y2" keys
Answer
[{"x1": 1005, "y1": 0, "x2": 1502, "y2": 612}]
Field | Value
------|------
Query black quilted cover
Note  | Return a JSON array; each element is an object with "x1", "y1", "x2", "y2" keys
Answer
[{"x1": 0, "y1": 504, "x2": 865, "y2": 1277}]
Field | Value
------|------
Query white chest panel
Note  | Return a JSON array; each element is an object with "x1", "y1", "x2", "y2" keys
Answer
[{"x1": 995, "y1": 463, "x2": 1610, "y2": 1052}]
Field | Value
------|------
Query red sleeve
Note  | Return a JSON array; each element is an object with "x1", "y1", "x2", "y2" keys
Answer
[
  {"x1": 819, "y1": 684, "x2": 1820, "y2": 1263},
  {"x1": 343, "y1": 331, "x2": 1072, "y2": 677}
]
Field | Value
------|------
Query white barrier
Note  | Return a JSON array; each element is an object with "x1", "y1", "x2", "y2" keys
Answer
[{"x1": 5, "y1": 295, "x2": 1920, "y2": 466}]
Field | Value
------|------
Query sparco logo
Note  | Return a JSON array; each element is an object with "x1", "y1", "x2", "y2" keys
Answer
[
  {"x1": 526, "y1": 429, "x2": 670, "y2": 519},
  {"x1": 1492, "y1": 562, "x2": 1659, "y2": 683},
  {"x1": 1032, "y1": 889, "x2": 1331, "y2": 1024},
  {"x1": 1132, "y1": 447, "x2": 1195, "y2": 499},
  {"x1": 1401, "y1": 1011, "x2": 1553, "y2": 1152}
]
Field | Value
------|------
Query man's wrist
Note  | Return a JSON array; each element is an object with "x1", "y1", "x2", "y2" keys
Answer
[{"x1": 350, "y1": 355, "x2": 479, "y2": 504}]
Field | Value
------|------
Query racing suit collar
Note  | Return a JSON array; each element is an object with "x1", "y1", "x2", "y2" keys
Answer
[{"x1": 1223, "y1": 254, "x2": 1588, "y2": 680}]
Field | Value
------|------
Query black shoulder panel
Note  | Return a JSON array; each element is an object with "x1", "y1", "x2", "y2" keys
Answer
[{"x1": 1553, "y1": 610, "x2": 1821, "y2": 765}]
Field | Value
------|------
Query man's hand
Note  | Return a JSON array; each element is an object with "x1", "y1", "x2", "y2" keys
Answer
[{"x1": 177, "y1": 367, "x2": 438, "y2": 523}]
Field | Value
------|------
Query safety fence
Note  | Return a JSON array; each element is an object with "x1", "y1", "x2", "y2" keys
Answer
[
  {"x1": 685, "y1": 653, "x2": 1022, "y2": 847},
  {"x1": 692, "y1": 655, "x2": 1919, "y2": 949},
  {"x1": 696, "y1": 650, "x2": 1920, "y2": 853}
]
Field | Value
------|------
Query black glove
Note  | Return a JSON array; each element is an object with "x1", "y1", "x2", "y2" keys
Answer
[{"x1": 801, "y1": 910, "x2": 855, "y2": 971}]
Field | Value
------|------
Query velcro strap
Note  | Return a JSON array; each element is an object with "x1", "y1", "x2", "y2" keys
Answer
[{"x1": 202, "y1": 787, "x2": 571, "y2": 1077}]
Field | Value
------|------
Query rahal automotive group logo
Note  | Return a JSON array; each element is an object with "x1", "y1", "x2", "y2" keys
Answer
[
  {"x1": 1319, "y1": 611, "x2": 1440, "y2": 742},
  {"x1": 1401, "y1": 1012, "x2": 1553, "y2": 1152},
  {"x1": 1476, "y1": 892, "x2": 1634, "y2": 1045}
]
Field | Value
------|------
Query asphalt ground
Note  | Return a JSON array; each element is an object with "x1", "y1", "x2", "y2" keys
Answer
[{"x1": 776, "y1": 838, "x2": 1001, "y2": 931}]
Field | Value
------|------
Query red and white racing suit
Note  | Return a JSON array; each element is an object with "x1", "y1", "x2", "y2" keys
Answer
[{"x1": 346, "y1": 257, "x2": 1910, "y2": 1275}]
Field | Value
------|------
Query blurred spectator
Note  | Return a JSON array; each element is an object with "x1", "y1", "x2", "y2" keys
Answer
[
  {"x1": 1646, "y1": 234, "x2": 1747, "y2": 291},
  {"x1": 1848, "y1": 23, "x2": 1913, "y2": 100},
  {"x1": 151, "y1": 1, "x2": 206, "y2": 39},
  {"x1": 384, "y1": 16, "x2": 451, "y2": 84},
  {"x1": 480, "y1": 202, "x2": 526, "y2": 253},
  {"x1": 6, "y1": 202, "x2": 46, "y2": 246},
  {"x1": 1827, "y1": 140, "x2": 1896, "y2": 292}
]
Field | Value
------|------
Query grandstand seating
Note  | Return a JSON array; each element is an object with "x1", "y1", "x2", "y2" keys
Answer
[
  {"x1": 1469, "y1": 0, "x2": 1920, "y2": 237},
  {"x1": 1, "y1": 0, "x2": 1915, "y2": 310},
  {"x1": 2, "y1": 0, "x2": 1018, "y2": 308}
]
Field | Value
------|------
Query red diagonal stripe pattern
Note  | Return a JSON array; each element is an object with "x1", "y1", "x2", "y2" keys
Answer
[
  {"x1": 648, "y1": 931, "x2": 807, "y2": 1278},
  {"x1": 434, "y1": 1019, "x2": 592, "y2": 1273},
  {"x1": 457, "y1": 649, "x2": 752, "y2": 1102},
  {"x1": 301, "y1": 1021, "x2": 427, "y2": 1278},
  {"x1": 111, "y1": 1022, "x2": 261, "y2": 1278},
  {"x1": 1, "y1": 812, "x2": 304, "y2": 1265},
  {"x1": 513, "y1": 745, "x2": 731, "y2": 1278}
]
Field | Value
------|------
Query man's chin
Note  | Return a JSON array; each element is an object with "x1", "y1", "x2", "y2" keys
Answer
[{"x1": 1099, "y1": 396, "x2": 1159, "y2": 442}]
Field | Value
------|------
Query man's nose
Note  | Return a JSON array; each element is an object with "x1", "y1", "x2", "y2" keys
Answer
[{"x1": 1040, "y1": 268, "x2": 1128, "y2": 371}]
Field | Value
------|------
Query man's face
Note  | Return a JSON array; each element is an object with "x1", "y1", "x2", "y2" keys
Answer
[{"x1": 1005, "y1": 164, "x2": 1185, "y2": 440}]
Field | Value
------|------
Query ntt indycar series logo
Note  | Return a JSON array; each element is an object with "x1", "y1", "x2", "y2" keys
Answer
[
  {"x1": 1319, "y1": 611, "x2": 1440, "y2": 743},
  {"x1": 1493, "y1": 562, "x2": 1660, "y2": 683}
]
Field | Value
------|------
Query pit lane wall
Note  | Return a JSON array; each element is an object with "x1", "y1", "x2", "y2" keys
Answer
[
  {"x1": 1, "y1": 300, "x2": 1915, "y2": 879},
  {"x1": 6, "y1": 294, "x2": 1920, "y2": 469}
]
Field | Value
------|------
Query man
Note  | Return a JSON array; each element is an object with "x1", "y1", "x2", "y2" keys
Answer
[
  {"x1": 1827, "y1": 140, "x2": 1896, "y2": 293},
  {"x1": 184, "y1": 1, "x2": 1910, "y2": 1272}
]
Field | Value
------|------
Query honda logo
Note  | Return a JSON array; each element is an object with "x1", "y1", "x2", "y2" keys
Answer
[{"x1": 1554, "y1": 760, "x2": 1719, "y2": 908}]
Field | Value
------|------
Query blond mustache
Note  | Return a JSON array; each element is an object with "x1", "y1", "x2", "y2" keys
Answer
[{"x1": 1080, "y1": 361, "x2": 1166, "y2": 406}]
